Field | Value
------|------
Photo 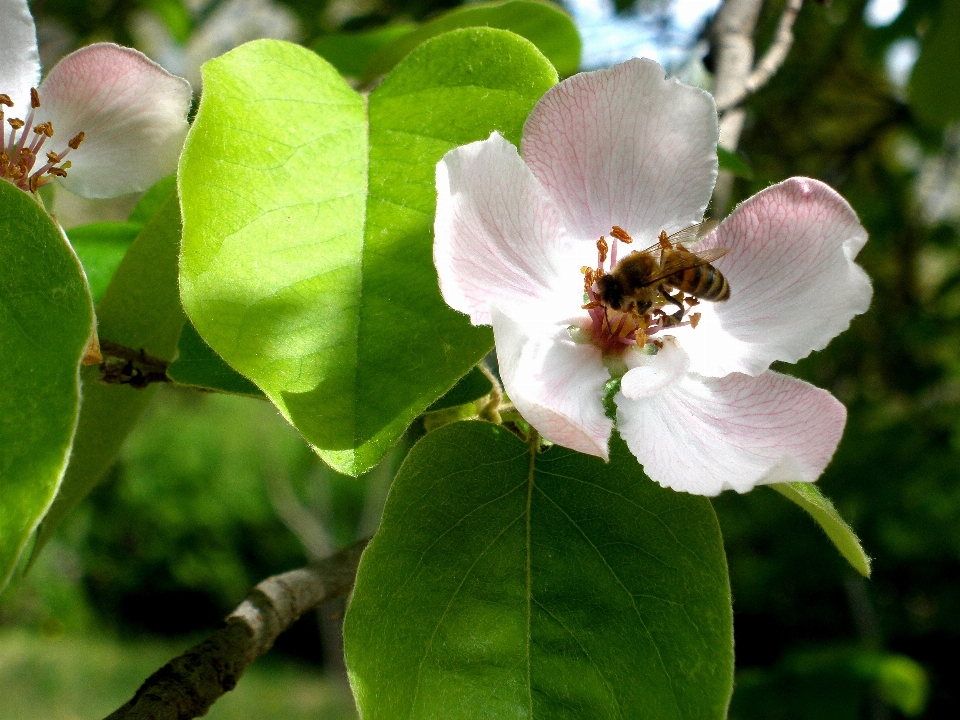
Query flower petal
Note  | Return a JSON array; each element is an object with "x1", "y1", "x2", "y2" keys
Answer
[
  {"x1": 673, "y1": 177, "x2": 872, "y2": 377},
  {"x1": 619, "y1": 335, "x2": 689, "y2": 401},
  {"x1": 521, "y1": 57, "x2": 718, "y2": 244},
  {"x1": 616, "y1": 370, "x2": 846, "y2": 496},
  {"x1": 492, "y1": 307, "x2": 612, "y2": 459},
  {"x1": 435, "y1": 132, "x2": 582, "y2": 326},
  {"x1": 37, "y1": 43, "x2": 192, "y2": 198},
  {"x1": 0, "y1": 0, "x2": 40, "y2": 112}
]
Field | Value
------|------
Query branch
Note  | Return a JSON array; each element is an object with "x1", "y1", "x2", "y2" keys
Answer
[
  {"x1": 715, "y1": 0, "x2": 804, "y2": 113},
  {"x1": 98, "y1": 339, "x2": 171, "y2": 388},
  {"x1": 104, "y1": 539, "x2": 369, "y2": 720}
]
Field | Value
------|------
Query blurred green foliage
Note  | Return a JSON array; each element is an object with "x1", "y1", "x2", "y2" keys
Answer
[
  {"x1": 0, "y1": 629, "x2": 356, "y2": 719},
  {"x1": 712, "y1": 0, "x2": 960, "y2": 716}
]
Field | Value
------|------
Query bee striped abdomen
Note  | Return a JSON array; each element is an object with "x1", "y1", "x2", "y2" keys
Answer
[{"x1": 669, "y1": 264, "x2": 730, "y2": 302}]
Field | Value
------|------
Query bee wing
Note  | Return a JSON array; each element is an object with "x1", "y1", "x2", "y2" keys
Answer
[
  {"x1": 647, "y1": 247, "x2": 730, "y2": 283},
  {"x1": 666, "y1": 219, "x2": 719, "y2": 245}
]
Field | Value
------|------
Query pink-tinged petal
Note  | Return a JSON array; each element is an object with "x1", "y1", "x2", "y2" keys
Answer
[
  {"x1": 435, "y1": 132, "x2": 582, "y2": 326},
  {"x1": 521, "y1": 57, "x2": 718, "y2": 245},
  {"x1": 492, "y1": 307, "x2": 612, "y2": 459},
  {"x1": 616, "y1": 370, "x2": 846, "y2": 496},
  {"x1": 619, "y1": 336, "x2": 688, "y2": 401},
  {"x1": 38, "y1": 43, "x2": 191, "y2": 198},
  {"x1": 674, "y1": 177, "x2": 872, "y2": 377},
  {"x1": 0, "y1": 0, "x2": 40, "y2": 112}
]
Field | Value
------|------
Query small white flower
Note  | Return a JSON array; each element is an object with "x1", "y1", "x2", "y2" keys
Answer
[
  {"x1": 1, "y1": 0, "x2": 192, "y2": 198},
  {"x1": 433, "y1": 58, "x2": 872, "y2": 496}
]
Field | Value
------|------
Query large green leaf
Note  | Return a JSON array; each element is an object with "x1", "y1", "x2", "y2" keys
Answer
[
  {"x1": 68, "y1": 222, "x2": 142, "y2": 302},
  {"x1": 0, "y1": 182, "x2": 94, "y2": 591},
  {"x1": 362, "y1": 0, "x2": 581, "y2": 82},
  {"x1": 344, "y1": 422, "x2": 733, "y2": 719},
  {"x1": 32, "y1": 189, "x2": 186, "y2": 558},
  {"x1": 908, "y1": 0, "x2": 960, "y2": 130},
  {"x1": 769, "y1": 482, "x2": 871, "y2": 577},
  {"x1": 179, "y1": 32, "x2": 557, "y2": 476}
]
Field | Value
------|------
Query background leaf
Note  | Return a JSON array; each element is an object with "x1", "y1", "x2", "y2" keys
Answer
[
  {"x1": 166, "y1": 320, "x2": 264, "y2": 397},
  {"x1": 314, "y1": 22, "x2": 417, "y2": 78},
  {"x1": 32, "y1": 188, "x2": 186, "y2": 559},
  {"x1": 425, "y1": 365, "x2": 492, "y2": 412},
  {"x1": 180, "y1": 32, "x2": 557, "y2": 476},
  {"x1": 0, "y1": 182, "x2": 94, "y2": 591},
  {"x1": 361, "y1": 0, "x2": 582, "y2": 82},
  {"x1": 908, "y1": 0, "x2": 960, "y2": 130},
  {"x1": 68, "y1": 223, "x2": 142, "y2": 303},
  {"x1": 344, "y1": 422, "x2": 733, "y2": 719},
  {"x1": 768, "y1": 482, "x2": 871, "y2": 577},
  {"x1": 717, "y1": 147, "x2": 753, "y2": 180}
]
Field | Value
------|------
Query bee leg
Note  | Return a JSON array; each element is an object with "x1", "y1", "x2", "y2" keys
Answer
[{"x1": 659, "y1": 286, "x2": 686, "y2": 323}]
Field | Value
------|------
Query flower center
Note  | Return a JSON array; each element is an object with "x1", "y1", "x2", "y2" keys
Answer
[
  {"x1": 0, "y1": 88, "x2": 85, "y2": 193},
  {"x1": 579, "y1": 225, "x2": 711, "y2": 356}
]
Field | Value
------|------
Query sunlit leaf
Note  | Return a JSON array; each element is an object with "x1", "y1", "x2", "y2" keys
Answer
[
  {"x1": 32, "y1": 188, "x2": 186, "y2": 559},
  {"x1": 770, "y1": 482, "x2": 871, "y2": 577},
  {"x1": 0, "y1": 182, "x2": 93, "y2": 591},
  {"x1": 362, "y1": 0, "x2": 581, "y2": 81},
  {"x1": 345, "y1": 422, "x2": 733, "y2": 719},
  {"x1": 180, "y1": 32, "x2": 556, "y2": 476}
]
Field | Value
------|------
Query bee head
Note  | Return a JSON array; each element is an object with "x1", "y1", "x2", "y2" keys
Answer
[{"x1": 596, "y1": 273, "x2": 626, "y2": 310}]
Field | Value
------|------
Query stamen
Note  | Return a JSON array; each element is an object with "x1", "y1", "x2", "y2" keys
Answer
[
  {"x1": 610, "y1": 226, "x2": 633, "y2": 243},
  {"x1": 596, "y1": 236, "x2": 608, "y2": 266},
  {"x1": 0, "y1": 85, "x2": 90, "y2": 193},
  {"x1": 689, "y1": 313, "x2": 701, "y2": 329}
]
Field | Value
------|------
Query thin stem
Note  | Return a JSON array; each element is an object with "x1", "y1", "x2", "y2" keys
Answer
[{"x1": 477, "y1": 360, "x2": 504, "y2": 423}]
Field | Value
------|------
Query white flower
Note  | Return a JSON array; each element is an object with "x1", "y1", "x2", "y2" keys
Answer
[
  {"x1": 433, "y1": 58, "x2": 872, "y2": 496},
  {"x1": 1, "y1": 0, "x2": 192, "y2": 198}
]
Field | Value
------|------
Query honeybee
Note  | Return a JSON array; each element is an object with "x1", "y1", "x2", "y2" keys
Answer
[{"x1": 595, "y1": 221, "x2": 730, "y2": 321}]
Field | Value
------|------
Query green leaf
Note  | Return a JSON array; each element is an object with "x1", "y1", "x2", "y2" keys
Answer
[
  {"x1": 362, "y1": 0, "x2": 581, "y2": 82},
  {"x1": 167, "y1": 320, "x2": 264, "y2": 397},
  {"x1": 769, "y1": 482, "x2": 871, "y2": 577},
  {"x1": 426, "y1": 366, "x2": 493, "y2": 412},
  {"x1": 908, "y1": 0, "x2": 960, "y2": 130},
  {"x1": 179, "y1": 32, "x2": 557, "y2": 476},
  {"x1": 344, "y1": 422, "x2": 733, "y2": 719},
  {"x1": 314, "y1": 23, "x2": 417, "y2": 78},
  {"x1": 717, "y1": 146, "x2": 753, "y2": 179},
  {"x1": 128, "y1": 175, "x2": 178, "y2": 225},
  {"x1": 0, "y1": 182, "x2": 94, "y2": 592},
  {"x1": 68, "y1": 223, "x2": 142, "y2": 302},
  {"x1": 32, "y1": 188, "x2": 186, "y2": 560}
]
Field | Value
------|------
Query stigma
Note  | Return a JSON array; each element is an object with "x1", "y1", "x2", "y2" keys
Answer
[{"x1": 1, "y1": 88, "x2": 84, "y2": 193}]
